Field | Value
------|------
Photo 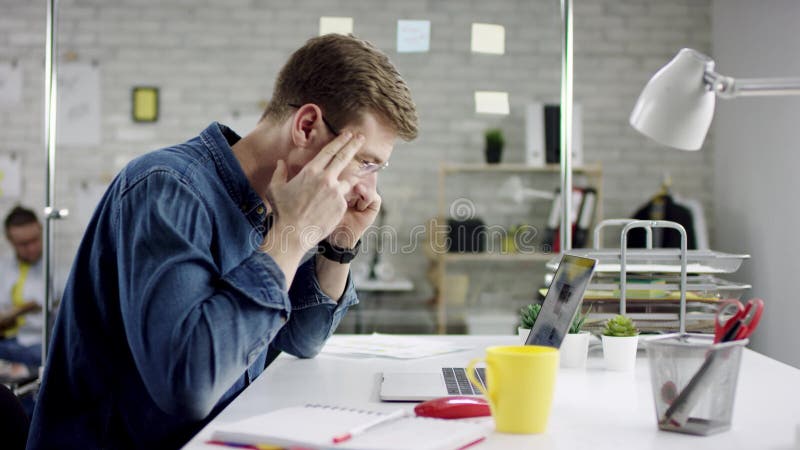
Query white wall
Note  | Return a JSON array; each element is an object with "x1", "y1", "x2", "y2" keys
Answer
[
  {"x1": 712, "y1": 0, "x2": 800, "y2": 368},
  {"x1": 0, "y1": 0, "x2": 713, "y2": 331}
]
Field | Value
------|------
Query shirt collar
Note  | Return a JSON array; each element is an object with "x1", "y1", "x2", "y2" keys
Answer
[{"x1": 200, "y1": 122, "x2": 268, "y2": 225}]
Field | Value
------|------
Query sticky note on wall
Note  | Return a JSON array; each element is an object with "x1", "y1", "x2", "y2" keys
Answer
[
  {"x1": 475, "y1": 91, "x2": 510, "y2": 115},
  {"x1": 320, "y1": 17, "x2": 354, "y2": 36},
  {"x1": 132, "y1": 86, "x2": 159, "y2": 122},
  {"x1": 397, "y1": 20, "x2": 431, "y2": 53},
  {"x1": 0, "y1": 153, "x2": 21, "y2": 199},
  {"x1": 471, "y1": 23, "x2": 505, "y2": 54}
]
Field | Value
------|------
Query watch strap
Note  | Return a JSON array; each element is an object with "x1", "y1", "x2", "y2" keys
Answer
[{"x1": 317, "y1": 239, "x2": 361, "y2": 264}]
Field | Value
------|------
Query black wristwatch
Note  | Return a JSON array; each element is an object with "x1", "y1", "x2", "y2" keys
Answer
[{"x1": 317, "y1": 239, "x2": 361, "y2": 264}]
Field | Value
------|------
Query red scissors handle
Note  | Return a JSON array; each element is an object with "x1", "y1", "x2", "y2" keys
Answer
[
  {"x1": 733, "y1": 298, "x2": 764, "y2": 340},
  {"x1": 714, "y1": 300, "x2": 745, "y2": 343}
]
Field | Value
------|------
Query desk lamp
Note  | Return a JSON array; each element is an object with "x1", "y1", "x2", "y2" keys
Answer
[{"x1": 629, "y1": 48, "x2": 800, "y2": 150}]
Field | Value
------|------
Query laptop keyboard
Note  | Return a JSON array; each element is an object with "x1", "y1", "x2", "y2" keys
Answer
[{"x1": 442, "y1": 367, "x2": 486, "y2": 395}]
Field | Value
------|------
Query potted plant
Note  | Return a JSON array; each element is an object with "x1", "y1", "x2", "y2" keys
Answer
[
  {"x1": 601, "y1": 314, "x2": 640, "y2": 371},
  {"x1": 484, "y1": 128, "x2": 504, "y2": 164},
  {"x1": 560, "y1": 305, "x2": 593, "y2": 369},
  {"x1": 518, "y1": 303, "x2": 541, "y2": 344}
]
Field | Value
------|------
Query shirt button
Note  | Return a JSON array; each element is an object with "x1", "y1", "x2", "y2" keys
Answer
[{"x1": 257, "y1": 206, "x2": 265, "y2": 215}]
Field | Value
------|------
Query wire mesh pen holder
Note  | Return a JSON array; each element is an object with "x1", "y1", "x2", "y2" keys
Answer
[{"x1": 645, "y1": 334, "x2": 747, "y2": 435}]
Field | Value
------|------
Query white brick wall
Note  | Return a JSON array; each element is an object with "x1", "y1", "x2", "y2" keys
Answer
[{"x1": 0, "y1": 0, "x2": 712, "y2": 330}]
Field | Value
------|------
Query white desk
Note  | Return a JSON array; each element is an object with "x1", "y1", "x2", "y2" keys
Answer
[{"x1": 184, "y1": 335, "x2": 800, "y2": 449}]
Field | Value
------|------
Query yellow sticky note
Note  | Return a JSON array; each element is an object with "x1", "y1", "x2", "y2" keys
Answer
[
  {"x1": 319, "y1": 16, "x2": 353, "y2": 36},
  {"x1": 471, "y1": 23, "x2": 505, "y2": 54},
  {"x1": 475, "y1": 91, "x2": 510, "y2": 115},
  {"x1": 132, "y1": 87, "x2": 159, "y2": 122}
]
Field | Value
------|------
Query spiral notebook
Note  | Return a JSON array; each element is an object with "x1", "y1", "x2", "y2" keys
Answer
[{"x1": 210, "y1": 404, "x2": 492, "y2": 450}]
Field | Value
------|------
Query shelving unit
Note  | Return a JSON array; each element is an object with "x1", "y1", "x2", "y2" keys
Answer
[
  {"x1": 435, "y1": 253, "x2": 552, "y2": 263},
  {"x1": 428, "y1": 163, "x2": 603, "y2": 333},
  {"x1": 436, "y1": 163, "x2": 603, "y2": 224}
]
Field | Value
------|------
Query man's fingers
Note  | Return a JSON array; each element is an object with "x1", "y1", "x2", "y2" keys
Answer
[
  {"x1": 337, "y1": 178, "x2": 354, "y2": 197},
  {"x1": 369, "y1": 194, "x2": 382, "y2": 212},
  {"x1": 325, "y1": 134, "x2": 365, "y2": 176},
  {"x1": 304, "y1": 131, "x2": 354, "y2": 172},
  {"x1": 356, "y1": 193, "x2": 381, "y2": 212}
]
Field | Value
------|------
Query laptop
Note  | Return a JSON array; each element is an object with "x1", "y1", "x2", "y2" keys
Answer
[{"x1": 379, "y1": 254, "x2": 597, "y2": 401}]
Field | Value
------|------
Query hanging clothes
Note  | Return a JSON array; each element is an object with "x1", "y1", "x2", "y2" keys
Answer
[
  {"x1": 628, "y1": 194, "x2": 697, "y2": 249},
  {"x1": 673, "y1": 195, "x2": 709, "y2": 250}
]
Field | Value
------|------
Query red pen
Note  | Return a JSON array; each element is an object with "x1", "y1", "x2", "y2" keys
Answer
[
  {"x1": 206, "y1": 440, "x2": 310, "y2": 450},
  {"x1": 331, "y1": 409, "x2": 410, "y2": 444}
]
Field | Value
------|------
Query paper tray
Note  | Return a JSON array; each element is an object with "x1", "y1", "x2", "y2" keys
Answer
[
  {"x1": 546, "y1": 248, "x2": 750, "y2": 274},
  {"x1": 583, "y1": 275, "x2": 751, "y2": 301},
  {"x1": 582, "y1": 311, "x2": 717, "y2": 333}
]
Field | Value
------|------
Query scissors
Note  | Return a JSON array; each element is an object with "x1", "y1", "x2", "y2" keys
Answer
[{"x1": 713, "y1": 298, "x2": 764, "y2": 343}]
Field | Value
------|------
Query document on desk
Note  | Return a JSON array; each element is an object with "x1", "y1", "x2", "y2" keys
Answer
[
  {"x1": 210, "y1": 404, "x2": 491, "y2": 450},
  {"x1": 321, "y1": 333, "x2": 472, "y2": 359}
]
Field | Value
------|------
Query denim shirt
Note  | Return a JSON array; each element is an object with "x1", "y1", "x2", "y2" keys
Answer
[{"x1": 27, "y1": 123, "x2": 358, "y2": 449}]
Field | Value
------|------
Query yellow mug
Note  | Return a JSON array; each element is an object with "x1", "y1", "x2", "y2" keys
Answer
[{"x1": 466, "y1": 345, "x2": 559, "y2": 434}]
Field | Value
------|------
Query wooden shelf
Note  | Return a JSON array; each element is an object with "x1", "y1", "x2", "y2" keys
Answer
[
  {"x1": 436, "y1": 252, "x2": 552, "y2": 262},
  {"x1": 440, "y1": 162, "x2": 603, "y2": 175},
  {"x1": 431, "y1": 161, "x2": 604, "y2": 333}
]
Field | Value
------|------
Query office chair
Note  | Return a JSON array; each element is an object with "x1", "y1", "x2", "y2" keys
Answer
[{"x1": 0, "y1": 383, "x2": 29, "y2": 449}]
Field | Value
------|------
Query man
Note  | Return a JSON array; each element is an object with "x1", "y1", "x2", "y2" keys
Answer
[
  {"x1": 0, "y1": 206, "x2": 45, "y2": 369},
  {"x1": 28, "y1": 34, "x2": 418, "y2": 449}
]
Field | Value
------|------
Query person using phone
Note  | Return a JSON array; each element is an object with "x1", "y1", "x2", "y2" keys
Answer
[{"x1": 0, "y1": 206, "x2": 46, "y2": 370}]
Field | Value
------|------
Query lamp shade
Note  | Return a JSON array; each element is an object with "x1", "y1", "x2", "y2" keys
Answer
[{"x1": 629, "y1": 48, "x2": 716, "y2": 151}]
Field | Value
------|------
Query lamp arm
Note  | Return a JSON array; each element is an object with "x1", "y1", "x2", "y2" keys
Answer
[{"x1": 705, "y1": 70, "x2": 800, "y2": 98}]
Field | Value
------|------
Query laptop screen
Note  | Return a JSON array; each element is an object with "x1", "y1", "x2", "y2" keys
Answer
[{"x1": 524, "y1": 254, "x2": 597, "y2": 348}]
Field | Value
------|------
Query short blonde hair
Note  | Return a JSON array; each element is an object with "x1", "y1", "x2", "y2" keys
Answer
[{"x1": 263, "y1": 34, "x2": 418, "y2": 141}]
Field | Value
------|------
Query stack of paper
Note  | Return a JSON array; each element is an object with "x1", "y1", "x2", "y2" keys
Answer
[{"x1": 321, "y1": 333, "x2": 471, "y2": 359}]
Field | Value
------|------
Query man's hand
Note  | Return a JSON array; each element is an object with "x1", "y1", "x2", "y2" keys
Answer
[
  {"x1": 0, "y1": 316, "x2": 16, "y2": 331},
  {"x1": 327, "y1": 192, "x2": 382, "y2": 249},
  {"x1": 260, "y1": 132, "x2": 366, "y2": 288},
  {"x1": 0, "y1": 300, "x2": 41, "y2": 331},
  {"x1": 264, "y1": 131, "x2": 365, "y2": 253}
]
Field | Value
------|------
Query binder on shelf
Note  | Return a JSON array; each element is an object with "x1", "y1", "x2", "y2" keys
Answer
[
  {"x1": 525, "y1": 102, "x2": 583, "y2": 167},
  {"x1": 544, "y1": 105, "x2": 560, "y2": 164},
  {"x1": 574, "y1": 188, "x2": 597, "y2": 248},
  {"x1": 542, "y1": 187, "x2": 594, "y2": 252},
  {"x1": 524, "y1": 103, "x2": 545, "y2": 166}
]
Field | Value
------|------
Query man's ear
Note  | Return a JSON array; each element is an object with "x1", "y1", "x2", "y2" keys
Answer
[{"x1": 290, "y1": 104, "x2": 324, "y2": 148}]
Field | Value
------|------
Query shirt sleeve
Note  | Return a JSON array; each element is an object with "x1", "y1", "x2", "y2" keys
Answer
[
  {"x1": 269, "y1": 255, "x2": 359, "y2": 358},
  {"x1": 0, "y1": 259, "x2": 13, "y2": 310},
  {"x1": 115, "y1": 169, "x2": 291, "y2": 420}
]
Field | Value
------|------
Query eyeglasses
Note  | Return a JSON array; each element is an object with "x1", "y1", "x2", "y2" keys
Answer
[
  {"x1": 355, "y1": 159, "x2": 389, "y2": 176},
  {"x1": 288, "y1": 103, "x2": 389, "y2": 176}
]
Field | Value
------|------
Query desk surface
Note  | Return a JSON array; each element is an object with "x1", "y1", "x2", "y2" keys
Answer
[
  {"x1": 184, "y1": 335, "x2": 800, "y2": 450},
  {"x1": 353, "y1": 278, "x2": 414, "y2": 292}
]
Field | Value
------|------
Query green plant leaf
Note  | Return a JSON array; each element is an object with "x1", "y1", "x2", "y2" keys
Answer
[
  {"x1": 484, "y1": 128, "x2": 505, "y2": 147},
  {"x1": 602, "y1": 314, "x2": 639, "y2": 337},
  {"x1": 519, "y1": 303, "x2": 541, "y2": 329},
  {"x1": 569, "y1": 303, "x2": 592, "y2": 334}
]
